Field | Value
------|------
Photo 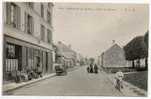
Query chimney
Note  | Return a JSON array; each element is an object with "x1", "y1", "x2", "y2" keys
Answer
[{"x1": 112, "y1": 40, "x2": 115, "y2": 44}]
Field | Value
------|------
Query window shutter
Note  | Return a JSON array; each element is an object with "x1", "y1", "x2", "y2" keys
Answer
[
  {"x1": 43, "y1": 26, "x2": 45, "y2": 41},
  {"x1": 14, "y1": 4, "x2": 17, "y2": 28},
  {"x1": 24, "y1": 12, "x2": 27, "y2": 32},
  {"x1": 50, "y1": 30, "x2": 52, "y2": 43},
  {"x1": 32, "y1": 17, "x2": 34, "y2": 34},
  {"x1": 50, "y1": 12, "x2": 52, "y2": 25},
  {"x1": 17, "y1": 6, "x2": 21, "y2": 29},
  {"x1": 6, "y1": 3, "x2": 11, "y2": 24}
]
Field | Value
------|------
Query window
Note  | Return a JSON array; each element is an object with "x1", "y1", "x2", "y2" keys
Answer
[
  {"x1": 47, "y1": 11, "x2": 51, "y2": 25},
  {"x1": 41, "y1": 4, "x2": 44, "y2": 18},
  {"x1": 48, "y1": 3, "x2": 53, "y2": 8},
  {"x1": 5, "y1": 43, "x2": 22, "y2": 72},
  {"x1": 25, "y1": 12, "x2": 34, "y2": 34},
  {"x1": 41, "y1": 25, "x2": 45, "y2": 41},
  {"x1": 47, "y1": 29, "x2": 52, "y2": 43},
  {"x1": 6, "y1": 3, "x2": 20, "y2": 28},
  {"x1": 26, "y1": 2, "x2": 34, "y2": 9},
  {"x1": 27, "y1": 14, "x2": 33, "y2": 34},
  {"x1": 6, "y1": 43, "x2": 16, "y2": 59}
]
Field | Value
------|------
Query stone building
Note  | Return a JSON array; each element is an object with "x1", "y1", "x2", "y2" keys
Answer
[
  {"x1": 100, "y1": 44, "x2": 128, "y2": 68},
  {"x1": 3, "y1": 2, "x2": 54, "y2": 81},
  {"x1": 55, "y1": 41, "x2": 77, "y2": 69}
]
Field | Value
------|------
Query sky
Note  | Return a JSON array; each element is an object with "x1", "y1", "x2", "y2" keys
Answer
[{"x1": 52, "y1": 3, "x2": 149, "y2": 58}]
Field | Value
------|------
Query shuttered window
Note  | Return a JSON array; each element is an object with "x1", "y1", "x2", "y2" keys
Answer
[
  {"x1": 47, "y1": 29, "x2": 52, "y2": 43},
  {"x1": 5, "y1": 43, "x2": 21, "y2": 72},
  {"x1": 24, "y1": 12, "x2": 34, "y2": 34},
  {"x1": 6, "y1": 3, "x2": 20, "y2": 29},
  {"x1": 47, "y1": 11, "x2": 51, "y2": 25},
  {"x1": 41, "y1": 4, "x2": 44, "y2": 18},
  {"x1": 41, "y1": 25, "x2": 45, "y2": 41}
]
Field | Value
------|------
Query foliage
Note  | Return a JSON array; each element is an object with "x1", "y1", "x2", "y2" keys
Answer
[
  {"x1": 144, "y1": 30, "x2": 149, "y2": 48},
  {"x1": 124, "y1": 36, "x2": 148, "y2": 61},
  {"x1": 89, "y1": 57, "x2": 95, "y2": 63}
]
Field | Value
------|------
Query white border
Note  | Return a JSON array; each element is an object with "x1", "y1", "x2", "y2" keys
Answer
[
  {"x1": 2, "y1": 0, "x2": 150, "y2": 3},
  {"x1": 0, "y1": 0, "x2": 150, "y2": 99}
]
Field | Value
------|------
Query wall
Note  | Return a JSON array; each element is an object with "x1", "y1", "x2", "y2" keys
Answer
[
  {"x1": 102, "y1": 44, "x2": 128, "y2": 68},
  {"x1": 3, "y1": 2, "x2": 53, "y2": 50}
]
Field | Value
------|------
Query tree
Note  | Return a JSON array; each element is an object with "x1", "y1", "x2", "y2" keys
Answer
[
  {"x1": 124, "y1": 36, "x2": 148, "y2": 68},
  {"x1": 89, "y1": 58, "x2": 95, "y2": 64},
  {"x1": 144, "y1": 31, "x2": 149, "y2": 48},
  {"x1": 144, "y1": 31, "x2": 149, "y2": 69}
]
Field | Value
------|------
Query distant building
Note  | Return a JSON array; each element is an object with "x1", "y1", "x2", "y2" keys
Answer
[
  {"x1": 55, "y1": 41, "x2": 77, "y2": 68},
  {"x1": 76, "y1": 53, "x2": 85, "y2": 66},
  {"x1": 100, "y1": 44, "x2": 128, "y2": 68},
  {"x1": 3, "y1": 2, "x2": 54, "y2": 82}
]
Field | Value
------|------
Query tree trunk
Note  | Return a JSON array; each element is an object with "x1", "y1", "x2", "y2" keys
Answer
[
  {"x1": 132, "y1": 60, "x2": 135, "y2": 68},
  {"x1": 137, "y1": 59, "x2": 140, "y2": 68}
]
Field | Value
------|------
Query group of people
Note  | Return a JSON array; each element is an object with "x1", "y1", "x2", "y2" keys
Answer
[
  {"x1": 87, "y1": 62, "x2": 99, "y2": 74},
  {"x1": 12, "y1": 66, "x2": 43, "y2": 83},
  {"x1": 86, "y1": 58, "x2": 124, "y2": 91},
  {"x1": 8, "y1": 61, "x2": 43, "y2": 83}
]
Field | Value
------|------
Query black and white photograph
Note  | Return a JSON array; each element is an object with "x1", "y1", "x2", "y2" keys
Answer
[{"x1": 1, "y1": 0, "x2": 149, "y2": 97}]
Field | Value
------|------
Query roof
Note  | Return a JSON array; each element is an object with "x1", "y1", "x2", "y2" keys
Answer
[
  {"x1": 103, "y1": 44, "x2": 123, "y2": 55},
  {"x1": 55, "y1": 41, "x2": 77, "y2": 59}
]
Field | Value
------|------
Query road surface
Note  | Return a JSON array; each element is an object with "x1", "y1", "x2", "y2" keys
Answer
[{"x1": 6, "y1": 66, "x2": 123, "y2": 96}]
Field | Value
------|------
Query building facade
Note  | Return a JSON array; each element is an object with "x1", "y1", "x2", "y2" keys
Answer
[
  {"x1": 100, "y1": 44, "x2": 128, "y2": 68},
  {"x1": 76, "y1": 53, "x2": 86, "y2": 66},
  {"x1": 3, "y1": 2, "x2": 54, "y2": 81},
  {"x1": 55, "y1": 41, "x2": 77, "y2": 69},
  {"x1": 99, "y1": 44, "x2": 147, "y2": 70}
]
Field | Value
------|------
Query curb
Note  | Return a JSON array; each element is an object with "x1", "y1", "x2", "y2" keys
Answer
[
  {"x1": 3, "y1": 73, "x2": 56, "y2": 93},
  {"x1": 123, "y1": 81, "x2": 147, "y2": 96}
]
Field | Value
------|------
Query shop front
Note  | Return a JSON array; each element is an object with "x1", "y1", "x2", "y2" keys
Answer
[{"x1": 3, "y1": 36, "x2": 53, "y2": 83}]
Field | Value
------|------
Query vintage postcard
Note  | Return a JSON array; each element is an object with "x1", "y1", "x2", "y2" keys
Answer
[{"x1": 2, "y1": 1, "x2": 149, "y2": 97}]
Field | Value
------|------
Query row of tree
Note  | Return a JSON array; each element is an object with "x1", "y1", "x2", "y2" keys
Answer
[{"x1": 123, "y1": 31, "x2": 148, "y2": 69}]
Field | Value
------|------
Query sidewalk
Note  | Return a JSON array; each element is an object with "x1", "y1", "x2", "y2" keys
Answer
[
  {"x1": 102, "y1": 71, "x2": 147, "y2": 96},
  {"x1": 3, "y1": 73, "x2": 56, "y2": 93},
  {"x1": 3, "y1": 66, "x2": 80, "y2": 93}
]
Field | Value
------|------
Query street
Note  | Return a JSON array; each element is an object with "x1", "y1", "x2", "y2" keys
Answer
[{"x1": 6, "y1": 66, "x2": 123, "y2": 96}]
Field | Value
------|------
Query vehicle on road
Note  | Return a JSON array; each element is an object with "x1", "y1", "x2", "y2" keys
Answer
[{"x1": 54, "y1": 64, "x2": 67, "y2": 76}]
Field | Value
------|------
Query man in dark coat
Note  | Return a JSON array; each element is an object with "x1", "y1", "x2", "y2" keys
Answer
[
  {"x1": 94, "y1": 64, "x2": 98, "y2": 74},
  {"x1": 90, "y1": 63, "x2": 93, "y2": 73},
  {"x1": 87, "y1": 66, "x2": 90, "y2": 73}
]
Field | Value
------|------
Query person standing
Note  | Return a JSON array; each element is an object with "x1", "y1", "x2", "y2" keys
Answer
[
  {"x1": 87, "y1": 66, "x2": 90, "y2": 73},
  {"x1": 94, "y1": 64, "x2": 98, "y2": 74},
  {"x1": 90, "y1": 63, "x2": 93, "y2": 73},
  {"x1": 115, "y1": 70, "x2": 124, "y2": 91}
]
